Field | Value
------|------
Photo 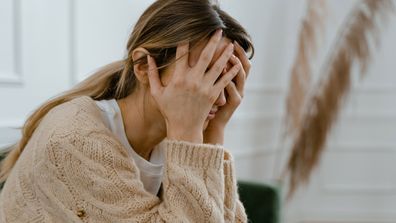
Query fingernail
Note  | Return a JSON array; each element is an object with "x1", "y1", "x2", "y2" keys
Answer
[
  {"x1": 229, "y1": 43, "x2": 235, "y2": 51},
  {"x1": 217, "y1": 29, "x2": 223, "y2": 36},
  {"x1": 234, "y1": 40, "x2": 241, "y2": 48}
]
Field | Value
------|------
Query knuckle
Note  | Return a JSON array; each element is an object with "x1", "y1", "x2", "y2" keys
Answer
[
  {"x1": 200, "y1": 53, "x2": 211, "y2": 64},
  {"x1": 189, "y1": 81, "x2": 200, "y2": 91},
  {"x1": 238, "y1": 58, "x2": 244, "y2": 66},
  {"x1": 230, "y1": 67, "x2": 239, "y2": 76},
  {"x1": 173, "y1": 77, "x2": 185, "y2": 87},
  {"x1": 208, "y1": 93, "x2": 218, "y2": 103},
  {"x1": 226, "y1": 75, "x2": 234, "y2": 83},
  {"x1": 210, "y1": 36, "x2": 219, "y2": 45},
  {"x1": 213, "y1": 64, "x2": 223, "y2": 74},
  {"x1": 219, "y1": 78, "x2": 227, "y2": 87},
  {"x1": 232, "y1": 95, "x2": 242, "y2": 105},
  {"x1": 227, "y1": 48, "x2": 234, "y2": 57},
  {"x1": 202, "y1": 87, "x2": 215, "y2": 101},
  {"x1": 246, "y1": 61, "x2": 252, "y2": 70},
  {"x1": 150, "y1": 89, "x2": 158, "y2": 97}
]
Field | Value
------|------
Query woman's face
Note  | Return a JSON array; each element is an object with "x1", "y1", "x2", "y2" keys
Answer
[{"x1": 159, "y1": 37, "x2": 233, "y2": 130}]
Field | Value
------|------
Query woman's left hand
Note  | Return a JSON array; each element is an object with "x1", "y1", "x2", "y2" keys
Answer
[{"x1": 204, "y1": 42, "x2": 251, "y2": 145}]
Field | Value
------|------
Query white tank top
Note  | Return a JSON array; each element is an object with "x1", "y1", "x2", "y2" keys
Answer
[{"x1": 95, "y1": 99, "x2": 164, "y2": 196}]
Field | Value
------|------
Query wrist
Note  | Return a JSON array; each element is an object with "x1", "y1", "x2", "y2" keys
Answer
[
  {"x1": 204, "y1": 127, "x2": 225, "y2": 145},
  {"x1": 167, "y1": 126, "x2": 203, "y2": 144},
  {"x1": 205, "y1": 121, "x2": 226, "y2": 134}
]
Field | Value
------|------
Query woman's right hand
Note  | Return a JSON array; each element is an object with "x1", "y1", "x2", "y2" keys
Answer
[{"x1": 147, "y1": 30, "x2": 241, "y2": 143}]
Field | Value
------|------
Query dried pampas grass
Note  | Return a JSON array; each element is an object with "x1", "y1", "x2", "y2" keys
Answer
[
  {"x1": 285, "y1": 0, "x2": 327, "y2": 137},
  {"x1": 285, "y1": 0, "x2": 395, "y2": 197}
]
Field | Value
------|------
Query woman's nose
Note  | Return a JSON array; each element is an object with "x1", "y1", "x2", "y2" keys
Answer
[{"x1": 215, "y1": 89, "x2": 226, "y2": 107}]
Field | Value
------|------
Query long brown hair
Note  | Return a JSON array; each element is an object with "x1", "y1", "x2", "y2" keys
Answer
[{"x1": 0, "y1": 0, "x2": 254, "y2": 183}]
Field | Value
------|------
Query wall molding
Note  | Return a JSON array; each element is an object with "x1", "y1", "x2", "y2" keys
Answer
[
  {"x1": 245, "y1": 83, "x2": 396, "y2": 94},
  {"x1": 0, "y1": 0, "x2": 23, "y2": 85},
  {"x1": 321, "y1": 183, "x2": 396, "y2": 195},
  {"x1": 228, "y1": 144, "x2": 396, "y2": 158},
  {"x1": 231, "y1": 111, "x2": 396, "y2": 121},
  {"x1": 299, "y1": 219, "x2": 396, "y2": 223},
  {"x1": 230, "y1": 146, "x2": 279, "y2": 158},
  {"x1": 0, "y1": 119, "x2": 24, "y2": 129},
  {"x1": 325, "y1": 144, "x2": 396, "y2": 153},
  {"x1": 0, "y1": 72, "x2": 22, "y2": 84},
  {"x1": 295, "y1": 210, "x2": 396, "y2": 223},
  {"x1": 318, "y1": 149, "x2": 396, "y2": 195}
]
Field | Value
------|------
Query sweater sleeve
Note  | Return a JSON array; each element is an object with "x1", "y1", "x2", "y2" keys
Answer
[
  {"x1": 223, "y1": 150, "x2": 248, "y2": 222},
  {"x1": 44, "y1": 132, "x2": 246, "y2": 223}
]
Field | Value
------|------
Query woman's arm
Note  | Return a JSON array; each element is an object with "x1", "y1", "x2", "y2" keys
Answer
[
  {"x1": 202, "y1": 40, "x2": 251, "y2": 222},
  {"x1": 43, "y1": 132, "x2": 245, "y2": 222},
  {"x1": 223, "y1": 150, "x2": 248, "y2": 222},
  {"x1": 204, "y1": 41, "x2": 251, "y2": 145}
]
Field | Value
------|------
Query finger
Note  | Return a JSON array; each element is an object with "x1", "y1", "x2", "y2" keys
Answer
[
  {"x1": 234, "y1": 41, "x2": 251, "y2": 77},
  {"x1": 147, "y1": 55, "x2": 163, "y2": 95},
  {"x1": 195, "y1": 29, "x2": 223, "y2": 74},
  {"x1": 175, "y1": 42, "x2": 189, "y2": 72},
  {"x1": 225, "y1": 81, "x2": 242, "y2": 104},
  {"x1": 213, "y1": 63, "x2": 241, "y2": 94},
  {"x1": 205, "y1": 43, "x2": 235, "y2": 84},
  {"x1": 229, "y1": 55, "x2": 245, "y2": 95}
]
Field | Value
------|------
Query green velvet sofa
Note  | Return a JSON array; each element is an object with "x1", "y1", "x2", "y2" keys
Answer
[
  {"x1": 0, "y1": 152, "x2": 280, "y2": 223},
  {"x1": 238, "y1": 180, "x2": 280, "y2": 223}
]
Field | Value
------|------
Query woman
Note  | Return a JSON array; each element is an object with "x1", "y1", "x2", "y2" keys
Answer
[{"x1": 0, "y1": 0, "x2": 254, "y2": 222}]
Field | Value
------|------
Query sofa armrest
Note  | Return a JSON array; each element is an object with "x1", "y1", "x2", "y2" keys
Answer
[{"x1": 237, "y1": 180, "x2": 280, "y2": 223}]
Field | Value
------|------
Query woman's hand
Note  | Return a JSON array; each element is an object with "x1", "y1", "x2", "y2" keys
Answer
[
  {"x1": 147, "y1": 30, "x2": 241, "y2": 143},
  {"x1": 204, "y1": 41, "x2": 251, "y2": 145}
]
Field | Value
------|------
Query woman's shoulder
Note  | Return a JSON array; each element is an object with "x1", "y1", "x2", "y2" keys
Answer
[
  {"x1": 35, "y1": 95, "x2": 131, "y2": 157},
  {"x1": 39, "y1": 96, "x2": 109, "y2": 139}
]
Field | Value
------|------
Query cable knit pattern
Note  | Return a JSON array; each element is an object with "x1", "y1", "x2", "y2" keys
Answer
[{"x1": 0, "y1": 96, "x2": 247, "y2": 223}]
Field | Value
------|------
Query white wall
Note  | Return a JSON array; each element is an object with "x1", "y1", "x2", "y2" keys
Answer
[
  {"x1": 222, "y1": 0, "x2": 396, "y2": 222},
  {"x1": 1, "y1": 0, "x2": 396, "y2": 222}
]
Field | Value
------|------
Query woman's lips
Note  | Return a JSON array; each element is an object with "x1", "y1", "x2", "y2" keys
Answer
[{"x1": 207, "y1": 109, "x2": 217, "y2": 120}]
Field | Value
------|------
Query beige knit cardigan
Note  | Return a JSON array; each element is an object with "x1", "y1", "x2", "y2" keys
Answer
[{"x1": 0, "y1": 96, "x2": 247, "y2": 222}]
